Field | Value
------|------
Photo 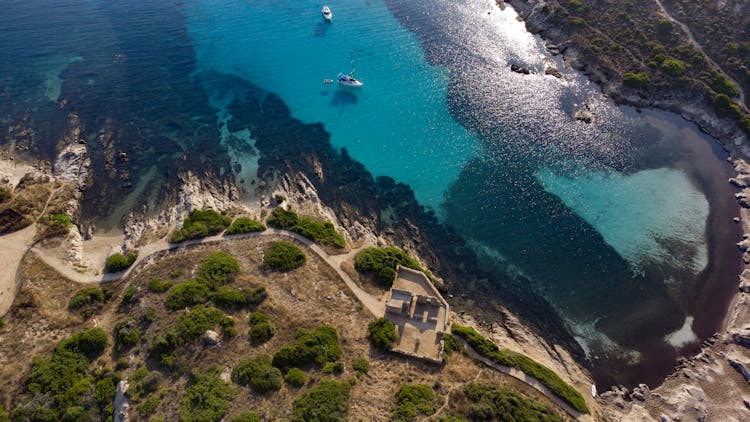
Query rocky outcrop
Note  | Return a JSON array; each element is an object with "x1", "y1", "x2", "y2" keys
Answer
[
  {"x1": 510, "y1": 63, "x2": 531, "y2": 74},
  {"x1": 203, "y1": 330, "x2": 220, "y2": 346},
  {"x1": 114, "y1": 380, "x2": 130, "y2": 422}
]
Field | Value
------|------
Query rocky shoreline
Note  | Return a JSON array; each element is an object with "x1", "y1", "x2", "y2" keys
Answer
[
  {"x1": 503, "y1": 0, "x2": 749, "y2": 158},
  {"x1": 497, "y1": 0, "x2": 750, "y2": 418}
]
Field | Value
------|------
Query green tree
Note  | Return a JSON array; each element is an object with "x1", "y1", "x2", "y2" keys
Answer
[{"x1": 368, "y1": 318, "x2": 399, "y2": 350}]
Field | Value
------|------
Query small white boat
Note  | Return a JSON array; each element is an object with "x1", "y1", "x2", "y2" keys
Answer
[
  {"x1": 322, "y1": 6, "x2": 333, "y2": 22},
  {"x1": 337, "y1": 72, "x2": 362, "y2": 87},
  {"x1": 591, "y1": 384, "x2": 597, "y2": 398}
]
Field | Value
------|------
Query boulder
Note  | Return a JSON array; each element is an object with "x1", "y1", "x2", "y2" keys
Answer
[
  {"x1": 510, "y1": 63, "x2": 531, "y2": 74},
  {"x1": 574, "y1": 110, "x2": 594, "y2": 123},
  {"x1": 545, "y1": 66, "x2": 563, "y2": 78},
  {"x1": 729, "y1": 359, "x2": 750, "y2": 383},
  {"x1": 203, "y1": 330, "x2": 221, "y2": 346}
]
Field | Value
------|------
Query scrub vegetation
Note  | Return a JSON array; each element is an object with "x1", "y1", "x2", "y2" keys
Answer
[
  {"x1": 171, "y1": 209, "x2": 231, "y2": 243},
  {"x1": 267, "y1": 207, "x2": 346, "y2": 248},
  {"x1": 354, "y1": 246, "x2": 424, "y2": 287}
]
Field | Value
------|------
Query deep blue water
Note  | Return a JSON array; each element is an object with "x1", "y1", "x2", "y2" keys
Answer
[{"x1": 0, "y1": 0, "x2": 741, "y2": 386}]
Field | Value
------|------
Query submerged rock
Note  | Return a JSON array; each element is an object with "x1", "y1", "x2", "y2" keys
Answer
[
  {"x1": 545, "y1": 66, "x2": 562, "y2": 78},
  {"x1": 510, "y1": 63, "x2": 531, "y2": 74},
  {"x1": 574, "y1": 110, "x2": 594, "y2": 123}
]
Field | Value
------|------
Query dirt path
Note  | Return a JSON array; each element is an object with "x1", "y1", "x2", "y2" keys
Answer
[
  {"x1": 28, "y1": 228, "x2": 386, "y2": 318},
  {"x1": 0, "y1": 185, "x2": 59, "y2": 316},
  {"x1": 456, "y1": 337, "x2": 594, "y2": 421},
  {"x1": 653, "y1": 0, "x2": 747, "y2": 108}
]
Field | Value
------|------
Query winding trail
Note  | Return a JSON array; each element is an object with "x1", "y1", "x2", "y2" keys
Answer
[
  {"x1": 28, "y1": 228, "x2": 386, "y2": 318},
  {"x1": 653, "y1": 0, "x2": 747, "y2": 108},
  {"x1": 0, "y1": 185, "x2": 59, "y2": 316}
]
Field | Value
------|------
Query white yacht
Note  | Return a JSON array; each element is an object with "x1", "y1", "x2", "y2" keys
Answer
[
  {"x1": 337, "y1": 72, "x2": 363, "y2": 87},
  {"x1": 321, "y1": 6, "x2": 333, "y2": 22}
]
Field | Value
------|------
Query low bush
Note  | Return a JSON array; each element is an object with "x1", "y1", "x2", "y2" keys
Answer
[
  {"x1": 230, "y1": 412, "x2": 260, "y2": 422},
  {"x1": 451, "y1": 324, "x2": 588, "y2": 413},
  {"x1": 623, "y1": 72, "x2": 649, "y2": 89},
  {"x1": 148, "y1": 277, "x2": 173, "y2": 293},
  {"x1": 180, "y1": 370, "x2": 235, "y2": 422},
  {"x1": 122, "y1": 286, "x2": 137, "y2": 305},
  {"x1": 272, "y1": 325, "x2": 342, "y2": 370},
  {"x1": 165, "y1": 280, "x2": 210, "y2": 310},
  {"x1": 354, "y1": 247, "x2": 423, "y2": 287},
  {"x1": 660, "y1": 58, "x2": 686, "y2": 77},
  {"x1": 262, "y1": 241, "x2": 306, "y2": 272},
  {"x1": 248, "y1": 312, "x2": 275, "y2": 345},
  {"x1": 169, "y1": 269, "x2": 183, "y2": 279},
  {"x1": 292, "y1": 380, "x2": 351, "y2": 422},
  {"x1": 197, "y1": 251, "x2": 239, "y2": 289},
  {"x1": 114, "y1": 318, "x2": 141, "y2": 350},
  {"x1": 171, "y1": 209, "x2": 231, "y2": 243},
  {"x1": 50, "y1": 213, "x2": 72, "y2": 227},
  {"x1": 210, "y1": 286, "x2": 267, "y2": 310},
  {"x1": 442, "y1": 333, "x2": 465, "y2": 356},
  {"x1": 225, "y1": 217, "x2": 266, "y2": 235},
  {"x1": 232, "y1": 354, "x2": 283, "y2": 394},
  {"x1": 175, "y1": 305, "x2": 231, "y2": 343},
  {"x1": 352, "y1": 357, "x2": 369, "y2": 374},
  {"x1": 267, "y1": 208, "x2": 345, "y2": 247},
  {"x1": 138, "y1": 394, "x2": 160, "y2": 416},
  {"x1": 284, "y1": 368, "x2": 306, "y2": 388},
  {"x1": 68, "y1": 287, "x2": 106, "y2": 312},
  {"x1": 711, "y1": 73, "x2": 740, "y2": 96},
  {"x1": 106, "y1": 252, "x2": 138, "y2": 273},
  {"x1": 368, "y1": 318, "x2": 398, "y2": 350},
  {"x1": 24, "y1": 329, "x2": 108, "y2": 414},
  {"x1": 393, "y1": 384, "x2": 438, "y2": 421},
  {"x1": 460, "y1": 383, "x2": 562, "y2": 421},
  {"x1": 322, "y1": 361, "x2": 344, "y2": 374},
  {"x1": 713, "y1": 93, "x2": 742, "y2": 118}
]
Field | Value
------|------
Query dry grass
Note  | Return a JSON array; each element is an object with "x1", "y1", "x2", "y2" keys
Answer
[{"x1": 0, "y1": 236, "x2": 570, "y2": 421}]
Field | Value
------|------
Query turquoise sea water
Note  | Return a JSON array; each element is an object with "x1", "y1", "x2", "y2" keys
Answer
[
  {"x1": 186, "y1": 0, "x2": 479, "y2": 210},
  {"x1": 0, "y1": 0, "x2": 741, "y2": 386}
]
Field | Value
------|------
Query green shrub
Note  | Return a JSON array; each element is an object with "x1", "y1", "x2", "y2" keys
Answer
[
  {"x1": 393, "y1": 384, "x2": 438, "y2": 421},
  {"x1": 352, "y1": 357, "x2": 369, "y2": 374},
  {"x1": 712, "y1": 73, "x2": 740, "y2": 96},
  {"x1": 230, "y1": 412, "x2": 260, "y2": 422},
  {"x1": 122, "y1": 286, "x2": 137, "y2": 305},
  {"x1": 292, "y1": 380, "x2": 351, "y2": 422},
  {"x1": 50, "y1": 213, "x2": 72, "y2": 227},
  {"x1": 0, "y1": 404, "x2": 6, "y2": 422},
  {"x1": 210, "y1": 287, "x2": 267, "y2": 310},
  {"x1": 68, "y1": 287, "x2": 105, "y2": 311},
  {"x1": 451, "y1": 325, "x2": 588, "y2": 413},
  {"x1": 322, "y1": 361, "x2": 344, "y2": 374},
  {"x1": 197, "y1": 251, "x2": 239, "y2": 289},
  {"x1": 713, "y1": 93, "x2": 742, "y2": 118},
  {"x1": 623, "y1": 72, "x2": 649, "y2": 89},
  {"x1": 272, "y1": 325, "x2": 342, "y2": 370},
  {"x1": 263, "y1": 241, "x2": 306, "y2": 271},
  {"x1": 114, "y1": 318, "x2": 141, "y2": 350},
  {"x1": 165, "y1": 280, "x2": 210, "y2": 310},
  {"x1": 267, "y1": 208, "x2": 346, "y2": 247},
  {"x1": 0, "y1": 317, "x2": 4, "y2": 329},
  {"x1": 148, "y1": 277, "x2": 173, "y2": 293},
  {"x1": 225, "y1": 217, "x2": 266, "y2": 235},
  {"x1": 106, "y1": 252, "x2": 138, "y2": 273},
  {"x1": 171, "y1": 209, "x2": 231, "y2": 243},
  {"x1": 368, "y1": 318, "x2": 398, "y2": 350},
  {"x1": 660, "y1": 58, "x2": 685, "y2": 77},
  {"x1": 232, "y1": 354, "x2": 283, "y2": 394},
  {"x1": 354, "y1": 247, "x2": 423, "y2": 287},
  {"x1": 57, "y1": 328, "x2": 108, "y2": 359},
  {"x1": 180, "y1": 370, "x2": 235, "y2": 422},
  {"x1": 443, "y1": 333, "x2": 465, "y2": 356},
  {"x1": 26, "y1": 329, "x2": 108, "y2": 411},
  {"x1": 175, "y1": 305, "x2": 229, "y2": 343},
  {"x1": 569, "y1": 17, "x2": 586, "y2": 28},
  {"x1": 94, "y1": 376, "x2": 117, "y2": 410},
  {"x1": 266, "y1": 207, "x2": 299, "y2": 229},
  {"x1": 170, "y1": 269, "x2": 183, "y2": 279},
  {"x1": 248, "y1": 312, "x2": 275, "y2": 345},
  {"x1": 461, "y1": 383, "x2": 562, "y2": 421},
  {"x1": 284, "y1": 368, "x2": 306, "y2": 387},
  {"x1": 138, "y1": 394, "x2": 160, "y2": 416},
  {"x1": 61, "y1": 406, "x2": 87, "y2": 422}
]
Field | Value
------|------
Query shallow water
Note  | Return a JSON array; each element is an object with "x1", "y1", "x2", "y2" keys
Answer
[{"x1": 0, "y1": 0, "x2": 741, "y2": 386}]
